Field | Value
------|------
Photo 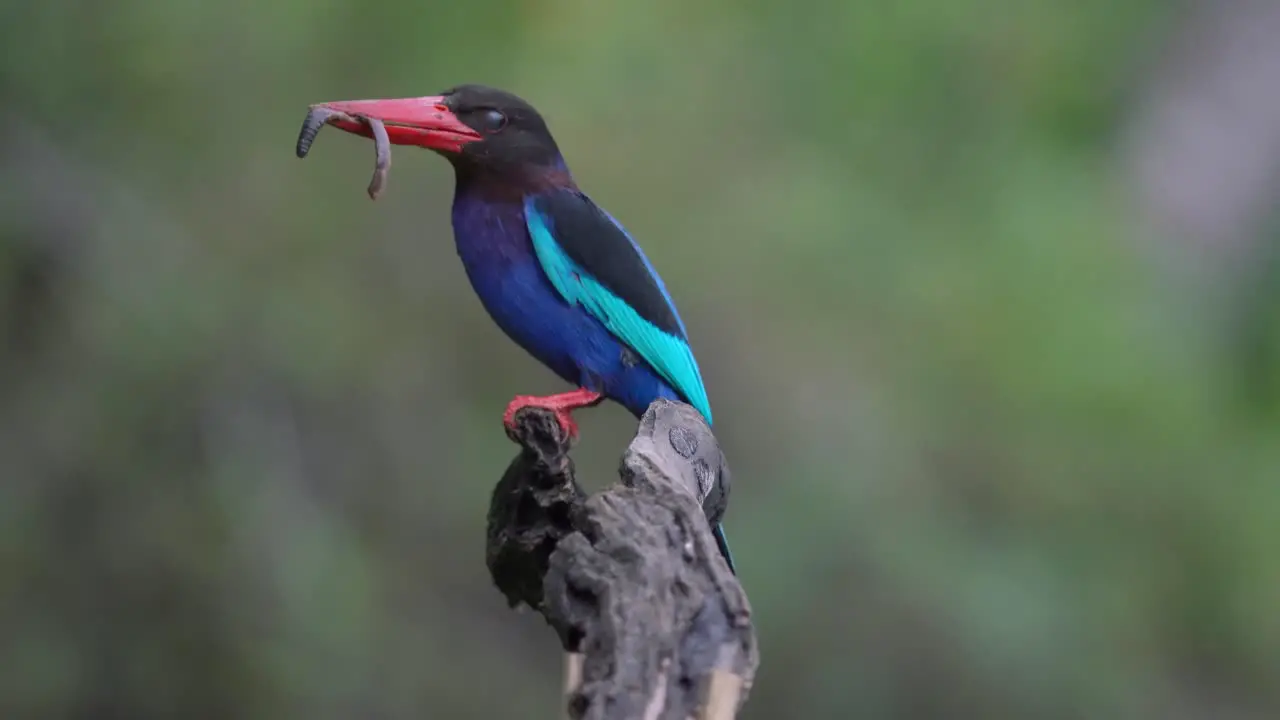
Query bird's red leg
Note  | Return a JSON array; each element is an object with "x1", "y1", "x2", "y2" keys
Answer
[{"x1": 503, "y1": 388, "x2": 605, "y2": 438}]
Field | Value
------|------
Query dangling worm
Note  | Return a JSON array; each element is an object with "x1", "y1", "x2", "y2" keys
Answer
[
  {"x1": 296, "y1": 107, "x2": 392, "y2": 201},
  {"x1": 364, "y1": 116, "x2": 390, "y2": 201}
]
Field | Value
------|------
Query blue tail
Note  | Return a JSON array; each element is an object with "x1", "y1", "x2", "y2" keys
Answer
[{"x1": 712, "y1": 523, "x2": 736, "y2": 574}]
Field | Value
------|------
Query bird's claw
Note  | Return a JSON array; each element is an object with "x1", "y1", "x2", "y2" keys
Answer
[
  {"x1": 503, "y1": 397, "x2": 580, "y2": 440},
  {"x1": 503, "y1": 389, "x2": 602, "y2": 442}
]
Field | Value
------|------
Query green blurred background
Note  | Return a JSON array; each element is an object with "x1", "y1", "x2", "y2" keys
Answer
[{"x1": 4, "y1": 0, "x2": 1280, "y2": 717}]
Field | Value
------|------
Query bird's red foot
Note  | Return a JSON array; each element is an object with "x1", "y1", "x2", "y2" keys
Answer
[{"x1": 503, "y1": 388, "x2": 605, "y2": 439}]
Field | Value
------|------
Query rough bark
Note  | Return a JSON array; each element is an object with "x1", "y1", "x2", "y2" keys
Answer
[{"x1": 486, "y1": 399, "x2": 758, "y2": 720}]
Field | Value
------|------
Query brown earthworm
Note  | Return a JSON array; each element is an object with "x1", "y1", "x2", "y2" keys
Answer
[
  {"x1": 362, "y1": 115, "x2": 390, "y2": 201},
  {"x1": 296, "y1": 107, "x2": 392, "y2": 201}
]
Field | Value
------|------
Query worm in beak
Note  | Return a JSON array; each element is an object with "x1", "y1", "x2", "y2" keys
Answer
[{"x1": 296, "y1": 107, "x2": 392, "y2": 201}]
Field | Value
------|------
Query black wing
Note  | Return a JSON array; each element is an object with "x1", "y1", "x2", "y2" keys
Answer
[{"x1": 528, "y1": 190, "x2": 687, "y2": 339}]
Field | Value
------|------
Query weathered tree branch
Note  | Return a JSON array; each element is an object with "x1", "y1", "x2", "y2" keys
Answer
[{"x1": 486, "y1": 399, "x2": 758, "y2": 720}]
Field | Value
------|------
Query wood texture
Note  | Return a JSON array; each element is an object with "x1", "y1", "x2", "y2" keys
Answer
[{"x1": 486, "y1": 399, "x2": 758, "y2": 720}]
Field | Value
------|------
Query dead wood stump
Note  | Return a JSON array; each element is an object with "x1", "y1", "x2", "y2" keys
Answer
[{"x1": 486, "y1": 399, "x2": 758, "y2": 720}]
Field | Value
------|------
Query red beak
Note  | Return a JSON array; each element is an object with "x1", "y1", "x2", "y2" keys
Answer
[{"x1": 310, "y1": 95, "x2": 482, "y2": 152}]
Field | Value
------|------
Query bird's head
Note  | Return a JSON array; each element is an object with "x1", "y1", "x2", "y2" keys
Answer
[{"x1": 310, "y1": 84, "x2": 565, "y2": 178}]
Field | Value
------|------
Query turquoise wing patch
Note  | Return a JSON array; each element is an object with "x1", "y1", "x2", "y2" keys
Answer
[{"x1": 525, "y1": 200, "x2": 713, "y2": 424}]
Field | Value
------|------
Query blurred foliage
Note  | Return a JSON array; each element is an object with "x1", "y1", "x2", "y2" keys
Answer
[{"x1": 3, "y1": 0, "x2": 1279, "y2": 718}]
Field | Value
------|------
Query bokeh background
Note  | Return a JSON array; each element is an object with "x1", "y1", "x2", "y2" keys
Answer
[{"x1": 4, "y1": 0, "x2": 1280, "y2": 717}]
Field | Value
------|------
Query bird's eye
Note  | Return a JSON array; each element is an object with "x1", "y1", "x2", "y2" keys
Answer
[{"x1": 476, "y1": 108, "x2": 507, "y2": 133}]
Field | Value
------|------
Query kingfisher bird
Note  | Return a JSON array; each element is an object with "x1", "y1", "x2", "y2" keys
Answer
[{"x1": 306, "y1": 84, "x2": 734, "y2": 572}]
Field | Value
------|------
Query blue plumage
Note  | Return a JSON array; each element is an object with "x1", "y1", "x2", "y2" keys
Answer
[
  {"x1": 453, "y1": 190, "x2": 734, "y2": 572},
  {"x1": 450, "y1": 194, "x2": 686, "y2": 418},
  {"x1": 525, "y1": 193, "x2": 713, "y2": 424}
]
